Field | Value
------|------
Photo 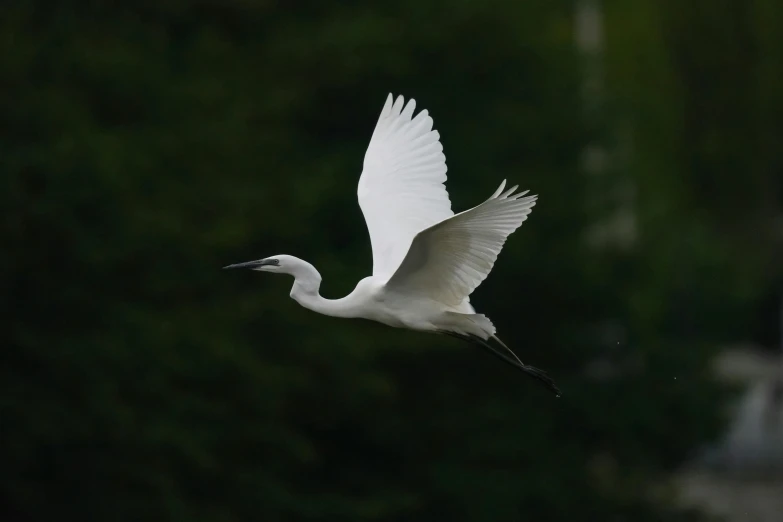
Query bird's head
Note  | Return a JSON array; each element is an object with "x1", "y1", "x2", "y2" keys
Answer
[
  {"x1": 223, "y1": 255, "x2": 289, "y2": 273},
  {"x1": 223, "y1": 254, "x2": 319, "y2": 281}
]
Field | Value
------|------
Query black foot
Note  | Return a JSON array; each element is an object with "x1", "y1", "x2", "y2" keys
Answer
[{"x1": 438, "y1": 331, "x2": 561, "y2": 397}]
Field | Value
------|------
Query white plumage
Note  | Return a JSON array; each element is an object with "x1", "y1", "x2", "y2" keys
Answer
[{"x1": 225, "y1": 94, "x2": 559, "y2": 395}]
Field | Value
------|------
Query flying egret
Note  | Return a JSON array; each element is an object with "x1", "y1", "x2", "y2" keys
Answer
[{"x1": 225, "y1": 94, "x2": 560, "y2": 396}]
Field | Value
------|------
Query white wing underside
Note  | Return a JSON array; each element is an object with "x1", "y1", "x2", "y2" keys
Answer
[
  {"x1": 386, "y1": 180, "x2": 537, "y2": 307},
  {"x1": 357, "y1": 94, "x2": 537, "y2": 308},
  {"x1": 358, "y1": 94, "x2": 453, "y2": 279}
]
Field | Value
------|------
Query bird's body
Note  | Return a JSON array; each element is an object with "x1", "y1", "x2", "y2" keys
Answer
[
  {"x1": 287, "y1": 266, "x2": 483, "y2": 335},
  {"x1": 226, "y1": 94, "x2": 560, "y2": 395}
]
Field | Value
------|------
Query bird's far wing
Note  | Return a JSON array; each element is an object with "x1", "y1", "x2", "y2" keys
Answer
[
  {"x1": 358, "y1": 94, "x2": 454, "y2": 278},
  {"x1": 385, "y1": 180, "x2": 536, "y2": 306}
]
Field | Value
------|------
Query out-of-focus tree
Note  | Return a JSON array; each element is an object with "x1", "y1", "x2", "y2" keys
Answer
[
  {"x1": 605, "y1": 0, "x2": 783, "y2": 343},
  {"x1": 3, "y1": 0, "x2": 772, "y2": 521}
]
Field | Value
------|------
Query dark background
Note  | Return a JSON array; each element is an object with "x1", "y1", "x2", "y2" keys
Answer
[{"x1": 2, "y1": 1, "x2": 782, "y2": 521}]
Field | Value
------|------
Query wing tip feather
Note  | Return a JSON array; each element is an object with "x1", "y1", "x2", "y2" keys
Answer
[{"x1": 490, "y1": 180, "x2": 507, "y2": 199}]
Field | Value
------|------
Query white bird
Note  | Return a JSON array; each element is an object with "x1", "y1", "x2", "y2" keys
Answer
[{"x1": 225, "y1": 94, "x2": 560, "y2": 395}]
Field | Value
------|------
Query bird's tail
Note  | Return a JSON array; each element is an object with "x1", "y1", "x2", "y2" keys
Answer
[{"x1": 440, "y1": 329, "x2": 561, "y2": 396}]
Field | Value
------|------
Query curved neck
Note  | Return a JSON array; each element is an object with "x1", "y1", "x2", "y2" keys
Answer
[{"x1": 288, "y1": 262, "x2": 357, "y2": 319}]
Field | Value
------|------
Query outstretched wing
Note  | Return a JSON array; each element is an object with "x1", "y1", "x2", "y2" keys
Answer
[
  {"x1": 358, "y1": 94, "x2": 453, "y2": 278},
  {"x1": 385, "y1": 180, "x2": 537, "y2": 306}
]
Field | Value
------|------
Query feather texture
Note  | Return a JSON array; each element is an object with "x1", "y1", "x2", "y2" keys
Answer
[
  {"x1": 358, "y1": 94, "x2": 453, "y2": 278},
  {"x1": 386, "y1": 181, "x2": 537, "y2": 306}
]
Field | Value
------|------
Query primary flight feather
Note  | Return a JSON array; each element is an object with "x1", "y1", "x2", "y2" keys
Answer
[{"x1": 225, "y1": 94, "x2": 560, "y2": 396}]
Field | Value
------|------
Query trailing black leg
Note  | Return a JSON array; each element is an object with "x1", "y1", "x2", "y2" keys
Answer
[{"x1": 439, "y1": 331, "x2": 561, "y2": 396}]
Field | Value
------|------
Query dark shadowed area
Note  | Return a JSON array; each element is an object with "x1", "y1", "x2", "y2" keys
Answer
[{"x1": 2, "y1": 1, "x2": 782, "y2": 521}]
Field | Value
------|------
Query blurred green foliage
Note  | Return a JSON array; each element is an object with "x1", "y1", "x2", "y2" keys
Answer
[{"x1": 2, "y1": 1, "x2": 781, "y2": 521}]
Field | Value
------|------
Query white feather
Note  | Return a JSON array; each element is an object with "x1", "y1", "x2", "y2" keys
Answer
[
  {"x1": 386, "y1": 181, "x2": 536, "y2": 306},
  {"x1": 358, "y1": 94, "x2": 453, "y2": 278}
]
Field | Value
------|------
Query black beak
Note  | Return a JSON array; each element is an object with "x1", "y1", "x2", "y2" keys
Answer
[{"x1": 223, "y1": 258, "x2": 278, "y2": 270}]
